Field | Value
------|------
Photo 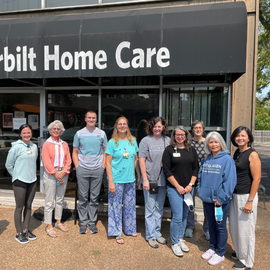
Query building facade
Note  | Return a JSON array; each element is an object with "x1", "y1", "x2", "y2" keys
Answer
[{"x1": 0, "y1": 0, "x2": 258, "y2": 197}]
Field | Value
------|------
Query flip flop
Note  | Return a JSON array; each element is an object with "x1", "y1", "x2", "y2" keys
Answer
[
  {"x1": 116, "y1": 235, "x2": 124, "y2": 244},
  {"x1": 131, "y1": 233, "x2": 137, "y2": 237},
  {"x1": 45, "y1": 226, "x2": 58, "y2": 238},
  {"x1": 55, "y1": 223, "x2": 69, "y2": 232}
]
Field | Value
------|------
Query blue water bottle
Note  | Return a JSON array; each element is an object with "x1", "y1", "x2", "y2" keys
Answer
[
  {"x1": 56, "y1": 181, "x2": 60, "y2": 186},
  {"x1": 215, "y1": 205, "x2": 223, "y2": 223}
]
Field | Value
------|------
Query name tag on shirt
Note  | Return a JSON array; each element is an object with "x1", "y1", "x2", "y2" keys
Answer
[
  {"x1": 173, "y1": 153, "x2": 181, "y2": 157},
  {"x1": 26, "y1": 149, "x2": 32, "y2": 155}
]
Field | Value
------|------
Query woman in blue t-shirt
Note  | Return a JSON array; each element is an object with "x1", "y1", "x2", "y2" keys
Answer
[{"x1": 106, "y1": 116, "x2": 141, "y2": 244}]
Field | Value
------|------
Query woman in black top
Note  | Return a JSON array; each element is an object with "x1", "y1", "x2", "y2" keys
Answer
[
  {"x1": 162, "y1": 126, "x2": 199, "y2": 257},
  {"x1": 230, "y1": 126, "x2": 261, "y2": 269},
  {"x1": 185, "y1": 120, "x2": 209, "y2": 240}
]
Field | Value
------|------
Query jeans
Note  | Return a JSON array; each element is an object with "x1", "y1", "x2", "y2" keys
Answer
[
  {"x1": 186, "y1": 189, "x2": 209, "y2": 232},
  {"x1": 76, "y1": 166, "x2": 104, "y2": 226},
  {"x1": 167, "y1": 186, "x2": 190, "y2": 244},
  {"x1": 204, "y1": 201, "x2": 230, "y2": 256},
  {"x1": 143, "y1": 186, "x2": 166, "y2": 241}
]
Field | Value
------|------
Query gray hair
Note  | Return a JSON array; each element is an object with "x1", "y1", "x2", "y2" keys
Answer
[
  {"x1": 191, "y1": 120, "x2": 205, "y2": 131},
  {"x1": 47, "y1": 120, "x2": 65, "y2": 135},
  {"x1": 204, "y1": 131, "x2": 228, "y2": 155},
  {"x1": 170, "y1": 125, "x2": 192, "y2": 151}
]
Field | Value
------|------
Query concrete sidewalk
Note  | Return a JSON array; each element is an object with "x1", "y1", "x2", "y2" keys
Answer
[
  {"x1": 0, "y1": 195, "x2": 269, "y2": 269},
  {"x1": 0, "y1": 143, "x2": 269, "y2": 269}
]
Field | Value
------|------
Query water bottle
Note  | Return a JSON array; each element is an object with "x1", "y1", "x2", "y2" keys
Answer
[
  {"x1": 215, "y1": 205, "x2": 223, "y2": 223},
  {"x1": 56, "y1": 181, "x2": 60, "y2": 186}
]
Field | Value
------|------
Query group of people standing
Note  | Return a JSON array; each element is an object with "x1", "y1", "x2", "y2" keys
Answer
[{"x1": 5, "y1": 112, "x2": 260, "y2": 269}]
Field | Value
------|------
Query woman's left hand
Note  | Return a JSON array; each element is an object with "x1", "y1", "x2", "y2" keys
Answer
[
  {"x1": 213, "y1": 199, "x2": 222, "y2": 206},
  {"x1": 184, "y1": 185, "x2": 192, "y2": 193},
  {"x1": 243, "y1": 201, "x2": 253, "y2": 214}
]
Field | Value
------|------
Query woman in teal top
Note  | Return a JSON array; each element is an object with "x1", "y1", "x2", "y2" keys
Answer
[
  {"x1": 106, "y1": 116, "x2": 140, "y2": 244},
  {"x1": 5, "y1": 124, "x2": 38, "y2": 245}
]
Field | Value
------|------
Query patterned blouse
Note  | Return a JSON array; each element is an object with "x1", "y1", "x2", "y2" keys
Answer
[{"x1": 191, "y1": 139, "x2": 206, "y2": 167}]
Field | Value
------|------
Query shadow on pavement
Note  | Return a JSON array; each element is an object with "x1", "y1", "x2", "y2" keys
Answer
[{"x1": 0, "y1": 219, "x2": 9, "y2": 235}]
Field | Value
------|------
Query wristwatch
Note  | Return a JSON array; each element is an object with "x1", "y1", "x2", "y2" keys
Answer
[
  {"x1": 189, "y1": 183, "x2": 194, "y2": 187},
  {"x1": 248, "y1": 198, "x2": 253, "y2": 202}
]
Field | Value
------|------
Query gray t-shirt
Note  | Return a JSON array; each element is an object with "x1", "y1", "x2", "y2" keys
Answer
[{"x1": 139, "y1": 135, "x2": 170, "y2": 186}]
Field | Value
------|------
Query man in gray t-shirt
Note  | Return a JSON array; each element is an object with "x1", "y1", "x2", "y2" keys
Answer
[{"x1": 72, "y1": 111, "x2": 107, "y2": 234}]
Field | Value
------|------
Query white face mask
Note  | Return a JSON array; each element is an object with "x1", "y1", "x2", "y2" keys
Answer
[{"x1": 184, "y1": 193, "x2": 194, "y2": 212}]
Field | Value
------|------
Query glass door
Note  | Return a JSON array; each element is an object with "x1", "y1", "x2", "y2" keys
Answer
[{"x1": 0, "y1": 92, "x2": 41, "y2": 191}]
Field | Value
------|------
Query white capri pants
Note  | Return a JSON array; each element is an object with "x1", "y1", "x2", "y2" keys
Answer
[{"x1": 43, "y1": 170, "x2": 68, "y2": 224}]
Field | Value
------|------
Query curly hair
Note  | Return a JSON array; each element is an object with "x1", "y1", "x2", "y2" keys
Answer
[
  {"x1": 170, "y1": 125, "x2": 192, "y2": 151},
  {"x1": 146, "y1": 116, "x2": 169, "y2": 135},
  {"x1": 111, "y1": 116, "x2": 135, "y2": 146},
  {"x1": 47, "y1": 120, "x2": 65, "y2": 135}
]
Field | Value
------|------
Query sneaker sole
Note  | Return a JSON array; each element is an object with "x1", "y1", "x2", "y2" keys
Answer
[
  {"x1": 28, "y1": 237, "x2": 37, "y2": 241},
  {"x1": 90, "y1": 230, "x2": 98, "y2": 234},
  {"x1": 172, "y1": 251, "x2": 183, "y2": 257},
  {"x1": 15, "y1": 237, "x2": 29, "y2": 244},
  {"x1": 208, "y1": 257, "x2": 224, "y2": 265}
]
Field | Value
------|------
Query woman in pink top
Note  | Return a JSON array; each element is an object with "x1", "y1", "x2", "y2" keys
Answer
[{"x1": 41, "y1": 120, "x2": 71, "y2": 238}]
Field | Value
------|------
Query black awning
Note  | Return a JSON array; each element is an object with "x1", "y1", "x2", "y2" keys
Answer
[{"x1": 0, "y1": 2, "x2": 247, "y2": 80}]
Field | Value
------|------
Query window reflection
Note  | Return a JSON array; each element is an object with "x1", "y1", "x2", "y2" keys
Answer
[
  {"x1": 0, "y1": 0, "x2": 40, "y2": 12},
  {"x1": 102, "y1": 89, "x2": 159, "y2": 140},
  {"x1": 163, "y1": 86, "x2": 228, "y2": 137}
]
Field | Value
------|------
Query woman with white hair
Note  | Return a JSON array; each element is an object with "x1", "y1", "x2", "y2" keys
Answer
[
  {"x1": 197, "y1": 132, "x2": 236, "y2": 266},
  {"x1": 41, "y1": 120, "x2": 71, "y2": 238}
]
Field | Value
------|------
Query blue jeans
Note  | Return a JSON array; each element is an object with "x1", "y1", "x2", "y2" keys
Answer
[
  {"x1": 186, "y1": 189, "x2": 209, "y2": 232},
  {"x1": 167, "y1": 186, "x2": 190, "y2": 244},
  {"x1": 204, "y1": 202, "x2": 230, "y2": 256},
  {"x1": 143, "y1": 186, "x2": 166, "y2": 241}
]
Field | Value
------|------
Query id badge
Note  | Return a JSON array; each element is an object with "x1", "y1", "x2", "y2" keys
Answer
[
  {"x1": 26, "y1": 149, "x2": 32, "y2": 155},
  {"x1": 173, "y1": 153, "x2": 181, "y2": 157},
  {"x1": 123, "y1": 147, "x2": 129, "y2": 158}
]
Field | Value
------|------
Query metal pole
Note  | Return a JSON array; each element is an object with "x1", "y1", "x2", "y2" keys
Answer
[
  {"x1": 41, "y1": 0, "x2": 47, "y2": 9},
  {"x1": 159, "y1": 76, "x2": 163, "y2": 117},
  {"x1": 98, "y1": 77, "x2": 102, "y2": 129},
  {"x1": 226, "y1": 85, "x2": 231, "y2": 150}
]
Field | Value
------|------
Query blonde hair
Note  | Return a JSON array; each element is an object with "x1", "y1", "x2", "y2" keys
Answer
[{"x1": 111, "y1": 116, "x2": 135, "y2": 146}]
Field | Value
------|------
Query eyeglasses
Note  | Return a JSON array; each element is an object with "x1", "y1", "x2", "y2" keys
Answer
[{"x1": 175, "y1": 134, "x2": 185, "y2": 137}]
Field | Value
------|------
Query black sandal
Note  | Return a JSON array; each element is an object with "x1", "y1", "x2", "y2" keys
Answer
[{"x1": 116, "y1": 235, "x2": 124, "y2": 244}]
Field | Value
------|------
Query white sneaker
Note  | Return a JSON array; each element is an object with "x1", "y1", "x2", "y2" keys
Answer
[
  {"x1": 171, "y1": 243, "x2": 183, "y2": 257},
  {"x1": 208, "y1": 254, "x2": 224, "y2": 266},
  {"x1": 202, "y1": 249, "x2": 215, "y2": 260},
  {"x1": 178, "y1": 239, "x2": 189, "y2": 253}
]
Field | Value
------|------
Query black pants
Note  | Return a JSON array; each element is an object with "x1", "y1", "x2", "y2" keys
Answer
[{"x1": 13, "y1": 180, "x2": 37, "y2": 233}]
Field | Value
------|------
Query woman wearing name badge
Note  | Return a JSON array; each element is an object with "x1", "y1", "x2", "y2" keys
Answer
[
  {"x1": 229, "y1": 127, "x2": 261, "y2": 270},
  {"x1": 106, "y1": 116, "x2": 141, "y2": 244},
  {"x1": 185, "y1": 120, "x2": 209, "y2": 240},
  {"x1": 197, "y1": 132, "x2": 236, "y2": 266},
  {"x1": 5, "y1": 124, "x2": 38, "y2": 244},
  {"x1": 41, "y1": 120, "x2": 71, "y2": 238},
  {"x1": 139, "y1": 116, "x2": 170, "y2": 248},
  {"x1": 162, "y1": 126, "x2": 199, "y2": 257}
]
